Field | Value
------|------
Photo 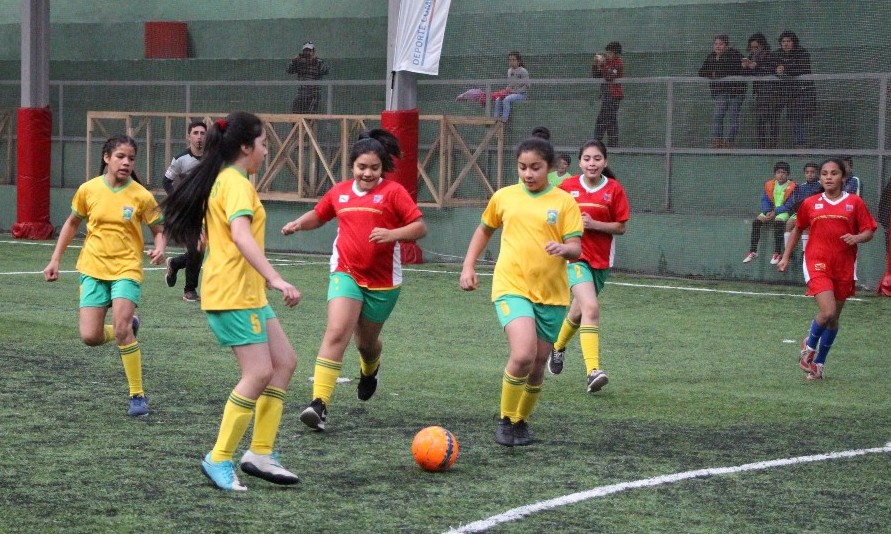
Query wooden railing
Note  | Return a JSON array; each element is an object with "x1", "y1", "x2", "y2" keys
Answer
[{"x1": 86, "y1": 112, "x2": 504, "y2": 207}]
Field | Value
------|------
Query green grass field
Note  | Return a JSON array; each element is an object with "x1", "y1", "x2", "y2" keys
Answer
[{"x1": 0, "y1": 238, "x2": 889, "y2": 533}]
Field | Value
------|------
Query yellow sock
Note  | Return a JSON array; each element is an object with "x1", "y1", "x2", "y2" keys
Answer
[
  {"x1": 210, "y1": 391, "x2": 256, "y2": 463},
  {"x1": 312, "y1": 357, "x2": 343, "y2": 405},
  {"x1": 516, "y1": 383, "x2": 543, "y2": 422},
  {"x1": 580, "y1": 324, "x2": 600, "y2": 373},
  {"x1": 554, "y1": 318, "x2": 580, "y2": 351},
  {"x1": 104, "y1": 325, "x2": 115, "y2": 344},
  {"x1": 500, "y1": 370, "x2": 527, "y2": 422},
  {"x1": 359, "y1": 354, "x2": 380, "y2": 377},
  {"x1": 249, "y1": 387, "x2": 286, "y2": 455},
  {"x1": 118, "y1": 342, "x2": 143, "y2": 396}
]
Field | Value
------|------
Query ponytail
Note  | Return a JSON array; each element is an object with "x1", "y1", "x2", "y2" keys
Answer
[
  {"x1": 350, "y1": 128, "x2": 401, "y2": 173},
  {"x1": 162, "y1": 111, "x2": 263, "y2": 246}
]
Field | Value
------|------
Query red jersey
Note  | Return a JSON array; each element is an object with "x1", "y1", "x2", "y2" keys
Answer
[
  {"x1": 559, "y1": 175, "x2": 630, "y2": 268},
  {"x1": 796, "y1": 192, "x2": 877, "y2": 281},
  {"x1": 315, "y1": 179, "x2": 423, "y2": 289}
]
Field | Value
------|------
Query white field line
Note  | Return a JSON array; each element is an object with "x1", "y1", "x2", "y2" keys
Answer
[
  {"x1": 0, "y1": 240, "x2": 866, "y2": 301},
  {"x1": 445, "y1": 443, "x2": 891, "y2": 534}
]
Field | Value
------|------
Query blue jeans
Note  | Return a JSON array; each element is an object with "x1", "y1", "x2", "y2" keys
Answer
[
  {"x1": 712, "y1": 94, "x2": 743, "y2": 142},
  {"x1": 494, "y1": 93, "x2": 526, "y2": 121}
]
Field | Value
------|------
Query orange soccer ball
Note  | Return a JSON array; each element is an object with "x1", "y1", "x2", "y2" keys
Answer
[{"x1": 411, "y1": 426, "x2": 459, "y2": 472}]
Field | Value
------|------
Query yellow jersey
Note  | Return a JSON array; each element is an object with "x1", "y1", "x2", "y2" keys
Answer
[
  {"x1": 71, "y1": 176, "x2": 161, "y2": 283},
  {"x1": 482, "y1": 183, "x2": 583, "y2": 305},
  {"x1": 201, "y1": 166, "x2": 268, "y2": 311}
]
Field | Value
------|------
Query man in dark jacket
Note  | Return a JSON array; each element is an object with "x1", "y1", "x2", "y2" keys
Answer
[
  {"x1": 699, "y1": 34, "x2": 746, "y2": 148},
  {"x1": 288, "y1": 41, "x2": 330, "y2": 114}
]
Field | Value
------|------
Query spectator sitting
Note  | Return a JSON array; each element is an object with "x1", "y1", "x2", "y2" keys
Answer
[
  {"x1": 550, "y1": 153, "x2": 572, "y2": 186},
  {"x1": 841, "y1": 155, "x2": 863, "y2": 197},
  {"x1": 698, "y1": 34, "x2": 746, "y2": 148},
  {"x1": 781, "y1": 162, "x2": 822, "y2": 252},
  {"x1": 743, "y1": 161, "x2": 796, "y2": 265},
  {"x1": 492, "y1": 51, "x2": 530, "y2": 123}
]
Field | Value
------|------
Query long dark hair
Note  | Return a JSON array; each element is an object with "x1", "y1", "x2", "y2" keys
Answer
[
  {"x1": 162, "y1": 111, "x2": 264, "y2": 246},
  {"x1": 99, "y1": 135, "x2": 142, "y2": 185},
  {"x1": 349, "y1": 128, "x2": 401, "y2": 173},
  {"x1": 577, "y1": 138, "x2": 617, "y2": 180}
]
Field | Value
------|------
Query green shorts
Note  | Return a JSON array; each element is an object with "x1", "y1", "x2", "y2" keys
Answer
[
  {"x1": 567, "y1": 261, "x2": 609, "y2": 294},
  {"x1": 328, "y1": 272, "x2": 401, "y2": 324},
  {"x1": 494, "y1": 295, "x2": 566, "y2": 343},
  {"x1": 79, "y1": 274, "x2": 141, "y2": 307},
  {"x1": 206, "y1": 304, "x2": 277, "y2": 347}
]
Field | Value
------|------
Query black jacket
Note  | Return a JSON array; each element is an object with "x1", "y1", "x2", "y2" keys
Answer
[{"x1": 699, "y1": 47, "x2": 746, "y2": 98}]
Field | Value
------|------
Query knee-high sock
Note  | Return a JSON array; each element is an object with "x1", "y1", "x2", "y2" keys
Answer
[
  {"x1": 359, "y1": 354, "x2": 380, "y2": 377},
  {"x1": 104, "y1": 325, "x2": 115, "y2": 344},
  {"x1": 516, "y1": 383, "x2": 542, "y2": 422},
  {"x1": 806, "y1": 319, "x2": 826, "y2": 350},
  {"x1": 312, "y1": 357, "x2": 342, "y2": 405},
  {"x1": 249, "y1": 386, "x2": 286, "y2": 455},
  {"x1": 554, "y1": 318, "x2": 580, "y2": 351},
  {"x1": 579, "y1": 324, "x2": 601, "y2": 373},
  {"x1": 118, "y1": 342, "x2": 143, "y2": 396},
  {"x1": 815, "y1": 328, "x2": 839, "y2": 365},
  {"x1": 210, "y1": 391, "x2": 256, "y2": 463},
  {"x1": 500, "y1": 370, "x2": 527, "y2": 422}
]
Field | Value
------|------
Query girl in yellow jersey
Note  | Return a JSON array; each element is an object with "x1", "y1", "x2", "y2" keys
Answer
[
  {"x1": 43, "y1": 135, "x2": 166, "y2": 418},
  {"x1": 461, "y1": 137, "x2": 583, "y2": 447},
  {"x1": 162, "y1": 112, "x2": 302, "y2": 491}
]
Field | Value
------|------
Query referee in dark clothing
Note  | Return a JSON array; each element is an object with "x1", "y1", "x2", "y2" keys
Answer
[{"x1": 163, "y1": 119, "x2": 206, "y2": 302}]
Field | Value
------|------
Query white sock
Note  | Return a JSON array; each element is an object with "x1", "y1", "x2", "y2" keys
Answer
[{"x1": 784, "y1": 231, "x2": 791, "y2": 248}]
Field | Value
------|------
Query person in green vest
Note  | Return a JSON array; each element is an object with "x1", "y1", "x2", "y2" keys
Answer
[{"x1": 743, "y1": 161, "x2": 796, "y2": 265}]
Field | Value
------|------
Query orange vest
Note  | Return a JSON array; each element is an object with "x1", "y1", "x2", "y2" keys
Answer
[{"x1": 764, "y1": 179, "x2": 796, "y2": 207}]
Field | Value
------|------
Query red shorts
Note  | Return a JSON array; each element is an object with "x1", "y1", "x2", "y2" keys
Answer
[{"x1": 805, "y1": 272, "x2": 855, "y2": 300}]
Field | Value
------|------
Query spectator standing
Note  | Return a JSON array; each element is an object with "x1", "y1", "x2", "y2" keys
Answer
[
  {"x1": 743, "y1": 161, "x2": 796, "y2": 265},
  {"x1": 698, "y1": 34, "x2": 746, "y2": 148},
  {"x1": 163, "y1": 119, "x2": 207, "y2": 303},
  {"x1": 592, "y1": 42, "x2": 624, "y2": 147},
  {"x1": 774, "y1": 31, "x2": 816, "y2": 149},
  {"x1": 287, "y1": 41, "x2": 330, "y2": 114},
  {"x1": 741, "y1": 33, "x2": 779, "y2": 148}
]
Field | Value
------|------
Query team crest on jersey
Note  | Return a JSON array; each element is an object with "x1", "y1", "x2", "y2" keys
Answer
[
  {"x1": 373, "y1": 195, "x2": 383, "y2": 204},
  {"x1": 815, "y1": 203, "x2": 823, "y2": 209},
  {"x1": 814, "y1": 262, "x2": 826, "y2": 271},
  {"x1": 603, "y1": 193, "x2": 611, "y2": 202},
  {"x1": 122, "y1": 206, "x2": 134, "y2": 221},
  {"x1": 546, "y1": 209, "x2": 558, "y2": 224},
  {"x1": 570, "y1": 190, "x2": 580, "y2": 197},
  {"x1": 339, "y1": 194, "x2": 350, "y2": 203},
  {"x1": 845, "y1": 204, "x2": 853, "y2": 212}
]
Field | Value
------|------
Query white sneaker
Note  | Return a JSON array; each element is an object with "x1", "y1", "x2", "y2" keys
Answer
[
  {"x1": 239, "y1": 450, "x2": 300, "y2": 485},
  {"x1": 586, "y1": 369, "x2": 609, "y2": 393},
  {"x1": 770, "y1": 253, "x2": 781, "y2": 265},
  {"x1": 742, "y1": 252, "x2": 758, "y2": 263}
]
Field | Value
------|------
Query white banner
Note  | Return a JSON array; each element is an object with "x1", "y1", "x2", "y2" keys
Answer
[{"x1": 393, "y1": 0, "x2": 451, "y2": 75}]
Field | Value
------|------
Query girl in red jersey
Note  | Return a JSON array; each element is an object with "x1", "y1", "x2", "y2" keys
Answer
[
  {"x1": 282, "y1": 129, "x2": 427, "y2": 430},
  {"x1": 777, "y1": 157, "x2": 877, "y2": 380},
  {"x1": 549, "y1": 139, "x2": 630, "y2": 392}
]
